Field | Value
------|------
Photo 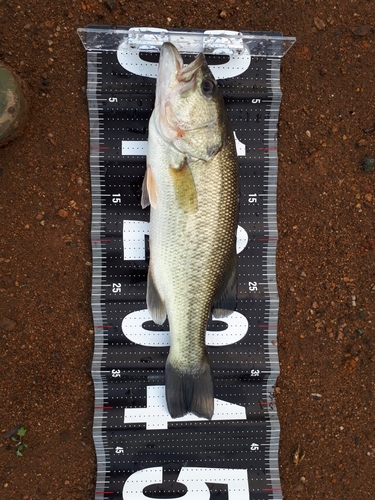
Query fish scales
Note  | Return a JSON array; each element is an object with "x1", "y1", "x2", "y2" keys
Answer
[{"x1": 151, "y1": 132, "x2": 237, "y2": 366}]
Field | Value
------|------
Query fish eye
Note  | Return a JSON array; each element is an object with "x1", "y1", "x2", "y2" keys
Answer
[{"x1": 201, "y1": 78, "x2": 215, "y2": 95}]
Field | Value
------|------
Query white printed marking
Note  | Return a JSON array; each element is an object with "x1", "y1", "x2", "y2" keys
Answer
[
  {"x1": 123, "y1": 220, "x2": 149, "y2": 260},
  {"x1": 122, "y1": 135, "x2": 246, "y2": 157},
  {"x1": 234, "y1": 131, "x2": 246, "y2": 156},
  {"x1": 178, "y1": 467, "x2": 250, "y2": 500},
  {"x1": 121, "y1": 140, "x2": 148, "y2": 156},
  {"x1": 124, "y1": 385, "x2": 246, "y2": 430},
  {"x1": 122, "y1": 464, "x2": 250, "y2": 499},
  {"x1": 236, "y1": 225, "x2": 248, "y2": 253},
  {"x1": 122, "y1": 309, "x2": 248, "y2": 347}
]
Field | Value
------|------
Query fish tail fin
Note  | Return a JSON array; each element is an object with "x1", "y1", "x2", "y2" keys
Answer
[{"x1": 165, "y1": 358, "x2": 214, "y2": 420}]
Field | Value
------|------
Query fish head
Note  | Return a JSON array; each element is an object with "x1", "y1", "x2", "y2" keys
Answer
[{"x1": 154, "y1": 42, "x2": 227, "y2": 161}]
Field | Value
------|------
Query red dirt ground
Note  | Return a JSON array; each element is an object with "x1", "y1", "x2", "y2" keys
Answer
[{"x1": 0, "y1": 1, "x2": 374, "y2": 499}]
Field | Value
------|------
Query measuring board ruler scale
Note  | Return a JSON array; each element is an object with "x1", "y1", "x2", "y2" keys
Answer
[{"x1": 79, "y1": 27, "x2": 295, "y2": 500}]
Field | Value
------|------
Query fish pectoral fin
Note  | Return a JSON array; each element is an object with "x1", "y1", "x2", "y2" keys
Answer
[
  {"x1": 141, "y1": 166, "x2": 157, "y2": 209},
  {"x1": 212, "y1": 251, "x2": 237, "y2": 318},
  {"x1": 146, "y1": 267, "x2": 167, "y2": 325},
  {"x1": 169, "y1": 157, "x2": 198, "y2": 213},
  {"x1": 165, "y1": 358, "x2": 214, "y2": 420}
]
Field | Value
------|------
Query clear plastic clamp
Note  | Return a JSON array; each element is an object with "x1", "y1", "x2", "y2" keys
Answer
[{"x1": 78, "y1": 26, "x2": 295, "y2": 58}]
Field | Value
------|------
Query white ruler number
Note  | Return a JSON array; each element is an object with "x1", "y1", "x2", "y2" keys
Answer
[
  {"x1": 124, "y1": 385, "x2": 246, "y2": 429},
  {"x1": 123, "y1": 466, "x2": 250, "y2": 500},
  {"x1": 122, "y1": 308, "x2": 249, "y2": 347}
]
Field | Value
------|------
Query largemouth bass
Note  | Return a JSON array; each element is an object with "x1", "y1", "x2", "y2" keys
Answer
[{"x1": 142, "y1": 42, "x2": 238, "y2": 420}]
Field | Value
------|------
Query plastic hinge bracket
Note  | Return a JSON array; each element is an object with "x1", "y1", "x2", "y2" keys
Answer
[
  {"x1": 126, "y1": 27, "x2": 246, "y2": 55},
  {"x1": 203, "y1": 30, "x2": 245, "y2": 55},
  {"x1": 127, "y1": 27, "x2": 169, "y2": 51}
]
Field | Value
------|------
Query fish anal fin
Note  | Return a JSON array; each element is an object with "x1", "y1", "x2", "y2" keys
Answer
[
  {"x1": 146, "y1": 267, "x2": 166, "y2": 325},
  {"x1": 141, "y1": 166, "x2": 157, "y2": 209},
  {"x1": 169, "y1": 158, "x2": 197, "y2": 213},
  {"x1": 212, "y1": 251, "x2": 237, "y2": 318},
  {"x1": 165, "y1": 358, "x2": 214, "y2": 419}
]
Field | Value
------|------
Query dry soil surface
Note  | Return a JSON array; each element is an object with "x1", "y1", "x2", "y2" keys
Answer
[{"x1": 0, "y1": 1, "x2": 374, "y2": 499}]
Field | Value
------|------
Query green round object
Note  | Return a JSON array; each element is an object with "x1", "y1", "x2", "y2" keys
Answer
[{"x1": 0, "y1": 64, "x2": 27, "y2": 146}]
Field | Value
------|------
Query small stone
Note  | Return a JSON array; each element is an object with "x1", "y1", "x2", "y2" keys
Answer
[
  {"x1": 314, "y1": 17, "x2": 326, "y2": 30},
  {"x1": 295, "y1": 46, "x2": 310, "y2": 60},
  {"x1": 104, "y1": 0, "x2": 117, "y2": 12},
  {"x1": 74, "y1": 218, "x2": 84, "y2": 227},
  {"x1": 350, "y1": 25, "x2": 371, "y2": 37},
  {"x1": 58, "y1": 209, "x2": 69, "y2": 218},
  {"x1": 2, "y1": 424, "x2": 23, "y2": 440},
  {"x1": 311, "y1": 393, "x2": 322, "y2": 400},
  {"x1": 0, "y1": 316, "x2": 17, "y2": 331},
  {"x1": 60, "y1": 432, "x2": 69, "y2": 443},
  {"x1": 219, "y1": 10, "x2": 227, "y2": 18}
]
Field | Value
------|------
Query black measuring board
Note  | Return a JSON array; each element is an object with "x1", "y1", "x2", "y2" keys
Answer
[{"x1": 79, "y1": 26, "x2": 295, "y2": 500}]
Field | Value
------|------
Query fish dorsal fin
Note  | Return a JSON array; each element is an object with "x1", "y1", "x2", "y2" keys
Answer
[
  {"x1": 169, "y1": 157, "x2": 197, "y2": 213},
  {"x1": 212, "y1": 250, "x2": 237, "y2": 318},
  {"x1": 141, "y1": 166, "x2": 158, "y2": 209}
]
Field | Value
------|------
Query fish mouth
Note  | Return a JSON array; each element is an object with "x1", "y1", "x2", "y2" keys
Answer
[{"x1": 155, "y1": 43, "x2": 204, "y2": 108}]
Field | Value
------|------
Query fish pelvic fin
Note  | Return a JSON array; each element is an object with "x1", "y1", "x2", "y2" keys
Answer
[
  {"x1": 212, "y1": 250, "x2": 237, "y2": 318},
  {"x1": 169, "y1": 157, "x2": 198, "y2": 213},
  {"x1": 141, "y1": 165, "x2": 157, "y2": 209},
  {"x1": 146, "y1": 267, "x2": 167, "y2": 325},
  {"x1": 165, "y1": 358, "x2": 214, "y2": 420}
]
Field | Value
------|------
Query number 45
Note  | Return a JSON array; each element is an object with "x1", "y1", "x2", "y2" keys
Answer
[{"x1": 123, "y1": 466, "x2": 250, "y2": 500}]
